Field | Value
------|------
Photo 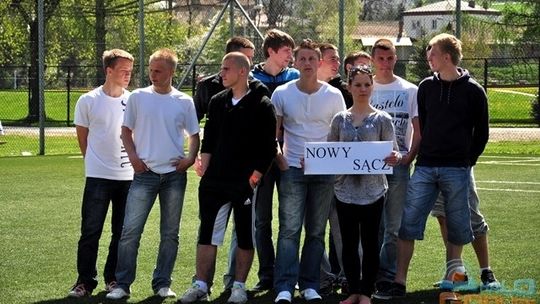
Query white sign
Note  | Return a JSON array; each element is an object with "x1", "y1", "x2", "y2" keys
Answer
[{"x1": 304, "y1": 141, "x2": 393, "y2": 175}]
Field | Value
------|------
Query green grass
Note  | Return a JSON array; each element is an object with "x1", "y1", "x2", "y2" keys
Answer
[
  {"x1": 0, "y1": 88, "x2": 538, "y2": 126},
  {"x1": 0, "y1": 155, "x2": 539, "y2": 303}
]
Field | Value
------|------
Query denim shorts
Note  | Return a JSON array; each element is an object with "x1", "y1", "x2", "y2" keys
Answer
[
  {"x1": 399, "y1": 166, "x2": 474, "y2": 245},
  {"x1": 430, "y1": 169, "x2": 488, "y2": 236}
]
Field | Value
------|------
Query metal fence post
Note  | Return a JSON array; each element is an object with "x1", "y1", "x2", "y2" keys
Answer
[
  {"x1": 484, "y1": 58, "x2": 488, "y2": 92},
  {"x1": 192, "y1": 64, "x2": 197, "y2": 96},
  {"x1": 66, "y1": 66, "x2": 71, "y2": 126}
]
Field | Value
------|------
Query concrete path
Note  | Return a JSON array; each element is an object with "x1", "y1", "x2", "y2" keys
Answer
[{"x1": 3, "y1": 126, "x2": 540, "y2": 141}]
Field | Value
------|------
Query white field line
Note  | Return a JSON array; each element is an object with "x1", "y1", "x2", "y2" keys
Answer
[
  {"x1": 491, "y1": 89, "x2": 536, "y2": 97},
  {"x1": 477, "y1": 187, "x2": 540, "y2": 193},
  {"x1": 477, "y1": 161, "x2": 540, "y2": 166},
  {"x1": 477, "y1": 180, "x2": 540, "y2": 185},
  {"x1": 481, "y1": 155, "x2": 540, "y2": 159}
]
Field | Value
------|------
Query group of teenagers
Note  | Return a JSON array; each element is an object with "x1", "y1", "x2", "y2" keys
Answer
[{"x1": 68, "y1": 28, "x2": 501, "y2": 304}]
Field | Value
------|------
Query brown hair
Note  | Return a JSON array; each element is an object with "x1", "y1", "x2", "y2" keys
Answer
[
  {"x1": 371, "y1": 38, "x2": 396, "y2": 56},
  {"x1": 102, "y1": 49, "x2": 134, "y2": 70},
  {"x1": 293, "y1": 39, "x2": 321, "y2": 60},
  {"x1": 262, "y1": 29, "x2": 295, "y2": 58},
  {"x1": 344, "y1": 51, "x2": 371, "y2": 69},
  {"x1": 226, "y1": 36, "x2": 255, "y2": 54}
]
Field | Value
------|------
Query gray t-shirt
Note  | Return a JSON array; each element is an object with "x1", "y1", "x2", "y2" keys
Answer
[{"x1": 327, "y1": 109, "x2": 396, "y2": 205}]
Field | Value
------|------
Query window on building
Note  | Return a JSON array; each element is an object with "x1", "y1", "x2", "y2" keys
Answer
[{"x1": 432, "y1": 19, "x2": 437, "y2": 29}]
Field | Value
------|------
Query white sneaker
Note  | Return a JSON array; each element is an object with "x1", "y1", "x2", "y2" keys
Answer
[
  {"x1": 105, "y1": 281, "x2": 118, "y2": 293},
  {"x1": 180, "y1": 283, "x2": 209, "y2": 303},
  {"x1": 301, "y1": 288, "x2": 322, "y2": 301},
  {"x1": 156, "y1": 287, "x2": 177, "y2": 298},
  {"x1": 275, "y1": 290, "x2": 292, "y2": 303},
  {"x1": 227, "y1": 285, "x2": 248, "y2": 304},
  {"x1": 106, "y1": 287, "x2": 130, "y2": 300}
]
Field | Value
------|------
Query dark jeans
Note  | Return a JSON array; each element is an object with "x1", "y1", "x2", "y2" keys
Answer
[
  {"x1": 254, "y1": 161, "x2": 280, "y2": 283},
  {"x1": 76, "y1": 177, "x2": 131, "y2": 290},
  {"x1": 337, "y1": 196, "x2": 384, "y2": 297}
]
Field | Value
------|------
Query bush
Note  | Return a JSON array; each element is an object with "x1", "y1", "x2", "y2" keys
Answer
[{"x1": 531, "y1": 94, "x2": 540, "y2": 127}]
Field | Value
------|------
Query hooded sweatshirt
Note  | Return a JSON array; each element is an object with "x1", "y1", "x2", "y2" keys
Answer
[
  {"x1": 416, "y1": 68, "x2": 489, "y2": 167},
  {"x1": 251, "y1": 63, "x2": 300, "y2": 93}
]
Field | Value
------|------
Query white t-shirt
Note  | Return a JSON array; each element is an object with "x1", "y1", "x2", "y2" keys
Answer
[
  {"x1": 74, "y1": 86, "x2": 133, "y2": 180},
  {"x1": 272, "y1": 80, "x2": 346, "y2": 168},
  {"x1": 123, "y1": 86, "x2": 200, "y2": 174},
  {"x1": 371, "y1": 76, "x2": 418, "y2": 153}
]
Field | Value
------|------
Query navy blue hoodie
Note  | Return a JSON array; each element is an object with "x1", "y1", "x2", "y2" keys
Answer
[{"x1": 416, "y1": 68, "x2": 489, "y2": 167}]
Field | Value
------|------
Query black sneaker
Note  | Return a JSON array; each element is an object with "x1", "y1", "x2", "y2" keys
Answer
[
  {"x1": 250, "y1": 280, "x2": 273, "y2": 292},
  {"x1": 372, "y1": 282, "x2": 406, "y2": 300},
  {"x1": 481, "y1": 269, "x2": 501, "y2": 290}
]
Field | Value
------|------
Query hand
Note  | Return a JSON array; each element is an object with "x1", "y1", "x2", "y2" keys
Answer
[
  {"x1": 194, "y1": 156, "x2": 204, "y2": 177},
  {"x1": 249, "y1": 171, "x2": 262, "y2": 189},
  {"x1": 131, "y1": 157, "x2": 149, "y2": 174},
  {"x1": 383, "y1": 151, "x2": 402, "y2": 167},
  {"x1": 275, "y1": 154, "x2": 289, "y2": 171},
  {"x1": 172, "y1": 156, "x2": 196, "y2": 172}
]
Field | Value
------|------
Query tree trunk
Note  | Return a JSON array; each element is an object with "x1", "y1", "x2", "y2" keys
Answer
[
  {"x1": 94, "y1": 0, "x2": 106, "y2": 86},
  {"x1": 26, "y1": 19, "x2": 40, "y2": 123}
]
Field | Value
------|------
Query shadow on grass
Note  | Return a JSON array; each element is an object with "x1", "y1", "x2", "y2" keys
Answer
[{"x1": 32, "y1": 288, "x2": 444, "y2": 304}]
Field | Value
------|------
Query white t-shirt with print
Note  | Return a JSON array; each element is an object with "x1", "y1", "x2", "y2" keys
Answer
[
  {"x1": 371, "y1": 76, "x2": 418, "y2": 153},
  {"x1": 74, "y1": 86, "x2": 133, "y2": 180},
  {"x1": 123, "y1": 86, "x2": 200, "y2": 174},
  {"x1": 272, "y1": 80, "x2": 346, "y2": 168}
]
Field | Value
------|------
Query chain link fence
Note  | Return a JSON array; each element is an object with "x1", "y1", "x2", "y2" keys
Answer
[{"x1": 0, "y1": 0, "x2": 539, "y2": 156}]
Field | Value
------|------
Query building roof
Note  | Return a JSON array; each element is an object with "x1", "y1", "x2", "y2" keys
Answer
[
  {"x1": 351, "y1": 21, "x2": 412, "y2": 46},
  {"x1": 403, "y1": 0, "x2": 500, "y2": 16}
]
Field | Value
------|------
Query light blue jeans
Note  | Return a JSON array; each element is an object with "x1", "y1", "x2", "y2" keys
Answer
[
  {"x1": 115, "y1": 170, "x2": 187, "y2": 292},
  {"x1": 378, "y1": 164, "x2": 410, "y2": 282},
  {"x1": 399, "y1": 166, "x2": 473, "y2": 245},
  {"x1": 274, "y1": 167, "x2": 334, "y2": 293}
]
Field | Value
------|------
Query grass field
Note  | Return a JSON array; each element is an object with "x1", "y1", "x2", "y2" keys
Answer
[
  {"x1": 0, "y1": 88, "x2": 538, "y2": 126},
  {"x1": 0, "y1": 154, "x2": 539, "y2": 304}
]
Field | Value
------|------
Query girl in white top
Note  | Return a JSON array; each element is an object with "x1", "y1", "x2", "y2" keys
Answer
[{"x1": 328, "y1": 66, "x2": 400, "y2": 304}]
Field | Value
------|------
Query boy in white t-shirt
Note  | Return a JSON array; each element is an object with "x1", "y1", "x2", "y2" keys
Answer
[
  {"x1": 69, "y1": 49, "x2": 134, "y2": 298},
  {"x1": 272, "y1": 40, "x2": 346, "y2": 304},
  {"x1": 106, "y1": 48, "x2": 200, "y2": 300}
]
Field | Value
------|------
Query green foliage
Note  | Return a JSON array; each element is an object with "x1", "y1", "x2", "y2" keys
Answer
[
  {"x1": 408, "y1": 35, "x2": 432, "y2": 84},
  {"x1": 531, "y1": 94, "x2": 540, "y2": 127},
  {"x1": 499, "y1": 0, "x2": 540, "y2": 45}
]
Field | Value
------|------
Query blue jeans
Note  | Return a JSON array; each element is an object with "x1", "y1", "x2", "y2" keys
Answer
[
  {"x1": 254, "y1": 162, "x2": 279, "y2": 283},
  {"x1": 76, "y1": 177, "x2": 131, "y2": 290},
  {"x1": 115, "y1": 170, "x2": 187, "y2": 292},
  {"x1": 399, "y1": 166, "x2": 473, "y2": 245},
  {"x1": 378, "y1": 164, "x2": 410, "y2": 282},
  {"x1": 274, "y1": 167, "x2": 334, "y2": 293}
]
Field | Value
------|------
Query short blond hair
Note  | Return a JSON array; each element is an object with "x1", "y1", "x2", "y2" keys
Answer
[
  {"x1": 102, "y1": 49, "x2": 134, "y2": 70},
  {"x1": 149, "y1": 48, "x2": 178, "y2": 70},
  {"x1": 428, "y1": 33, "x2": 463, "y2": 65}
]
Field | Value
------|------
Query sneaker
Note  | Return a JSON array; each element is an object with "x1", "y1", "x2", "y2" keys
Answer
[
  {"x1": 180, "y1": 283, "x2": 209, "y2": 303},
  {"x1": 156, "y1": 287, "x2": 177, "y2": 298},
  {"x1": 105, "y1": 281, "x2": 118, "y2": 293},
  {"x1": 106, "y1": 287, "x2": 130, "y2": 300},
  {"x1": 227, "y1": 285, "x2": 248, "y2": 304},
  {"x1": 301, "y1": 288, "x2": 322, "y2": 302},
  {"x1": 481, "y1": 269, "x2": 501, "y2": 290},
  {"x1": 375, "y1": 281, "x2": 393, "y2": 295},
  {"x1": 372, "y1": 282, "x2": 406, "y2": 300},
  {"x1": 68, "y1": 283, "x2": 91, "y2": 298},
  {"x1": 440, "y1": 272, "x2": 469, "y2": 290},
  {"x1": 251, "y1": 280, "x2": 273, "y2": 292},
  {"x1": 275, "y1": 291, "x2": 292, "y2": 303}
]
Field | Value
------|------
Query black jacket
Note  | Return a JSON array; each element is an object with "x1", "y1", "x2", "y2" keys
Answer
[
  {"x1": 194, "y1": 73, "x2": 270, "y2": 121},
  {"x1": 328, "y1": 75, "x2": 353, "y2": 108},
  {"x1": 416, "y1": 68, "x2": 489, "y2": 167},
  {"x1": 201, "y1": 81, "x2": 277, "y2": 181}
]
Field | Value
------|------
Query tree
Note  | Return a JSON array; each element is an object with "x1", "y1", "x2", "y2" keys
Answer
[
  {"x1": 10, "y1": 0, "x2": 60, "y2": 123},
  {"x1": 499, "y1": 0, "x2": 540, "y2": 46}
]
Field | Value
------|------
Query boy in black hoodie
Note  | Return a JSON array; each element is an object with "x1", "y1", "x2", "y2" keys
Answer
[
  {"x1": 375, "y1": 33, "x2": 489, "y2": 300},
  {"x1": 181, "y1": 52, "x2": 276, "y2": 304}
]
